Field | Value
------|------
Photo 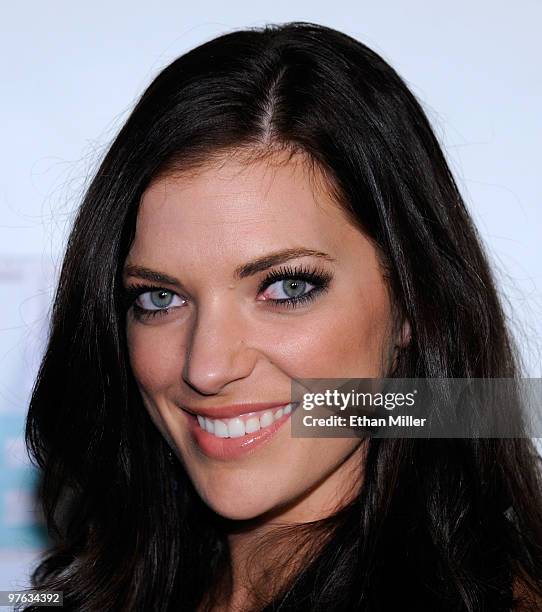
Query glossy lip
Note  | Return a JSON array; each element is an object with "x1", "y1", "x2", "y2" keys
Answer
[
  {"x1": 181, "y1": 401, "x2": 294, "y2": 420},
  {"x1": 182, "y1": 402, "x2": 299, "y2": 461}
]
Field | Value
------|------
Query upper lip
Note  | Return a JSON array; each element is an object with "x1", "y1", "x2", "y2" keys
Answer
[{"x1": 180, "y1": 401, "x2": 294, "y2": 419}]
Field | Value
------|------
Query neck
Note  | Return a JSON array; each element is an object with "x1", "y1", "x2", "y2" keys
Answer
[{"x1": 214, "y1": 442, "x2": 366, "y2": 611}]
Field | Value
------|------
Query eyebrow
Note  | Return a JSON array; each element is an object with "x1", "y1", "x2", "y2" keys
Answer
[
  {"x1": 233, "y1": 247, "x2": 335, "y2": 279},
  {"x1": 123, "y1": 247, "x2": 335, "y2": 286}
]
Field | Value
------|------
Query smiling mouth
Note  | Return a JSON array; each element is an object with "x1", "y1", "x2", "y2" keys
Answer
[{"x1": 195, "y1": 402, "x2": 298, "y2": 439}]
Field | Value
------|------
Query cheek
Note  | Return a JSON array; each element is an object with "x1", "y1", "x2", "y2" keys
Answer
[
  {"x1": 327, "y1": 274, "x2": 393, "y2": 375},
  {"x1": 126, "y1": 320, "x2": 186, "y2": 394},
  {"x1": 259, "y1": 291, "x2": 392, "y2": 379},
  {"x1": 284, "y1": 437, "x2": 361, "y2": 493},
  {"x1": 334, "y1": 300, "x2": 391, "y2": 369}
]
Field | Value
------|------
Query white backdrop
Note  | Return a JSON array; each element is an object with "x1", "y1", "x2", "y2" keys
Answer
[{"x1": 1, "y1": 0, "x2": 541, "y2": 592}]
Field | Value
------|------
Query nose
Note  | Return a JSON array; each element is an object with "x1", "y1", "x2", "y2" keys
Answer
[{"x1": 182, "y1": 296, "x2": 258, "y2": 395}]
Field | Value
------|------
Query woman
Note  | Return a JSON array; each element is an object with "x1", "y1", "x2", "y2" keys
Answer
[{"x1": 24, "y1": 21, "x2": 542, "y2": 611}]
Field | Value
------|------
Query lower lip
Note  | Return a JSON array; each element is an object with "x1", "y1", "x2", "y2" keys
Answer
[{"x1": 184, "y1": 406, "x2": 295, "y2": 461}]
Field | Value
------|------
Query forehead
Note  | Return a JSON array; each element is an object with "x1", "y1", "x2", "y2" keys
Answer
[{"x1": 130, "y1": 151, "x2": 363, "y2": 266}]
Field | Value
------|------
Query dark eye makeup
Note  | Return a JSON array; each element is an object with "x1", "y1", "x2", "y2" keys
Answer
[{"x1": 122, "y1": 264, "x2": 333, "y2": 321}]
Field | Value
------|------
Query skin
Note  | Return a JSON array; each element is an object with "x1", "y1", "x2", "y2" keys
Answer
[{"x1": 123, "y1": 148, "x2": 409, "y2": 608}]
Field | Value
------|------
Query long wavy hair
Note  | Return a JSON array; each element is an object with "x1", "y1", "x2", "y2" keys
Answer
[{"x1": 24, "y1": 21, "x2": 542, "y2": 611}]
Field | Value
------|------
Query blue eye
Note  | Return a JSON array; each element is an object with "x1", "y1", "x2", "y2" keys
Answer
[
  {"x1": 123, "y1": 264, "x2": 333, "y2": 321},
  {"x1": 137, "y1": 289, "x2": 182, "y2": 310},
  {"x1": 123, "y1": 285, "x2": 186, "y2": 320},
  {"x1": 258, "y1": 265, "x2": 332, "y2": 309},
  {"x1": 262, "y1": 278, "x2": 313, "y2": 300}
]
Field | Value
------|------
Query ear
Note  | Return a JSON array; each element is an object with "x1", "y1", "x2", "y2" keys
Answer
[
  {"x1": 388, "y1": 317, "x2": 411, "y2": 375},
  {"x1": 397, "y1": 318, "x2": 411, "y2": 348}
]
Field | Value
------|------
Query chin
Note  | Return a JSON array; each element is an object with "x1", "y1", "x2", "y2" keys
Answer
[
  {"x1": 195, "y1": 479, "x2": 284, "y2": 521},
  {"x1": 212, "y1": 503, "x2": 268, "y2": 521}
]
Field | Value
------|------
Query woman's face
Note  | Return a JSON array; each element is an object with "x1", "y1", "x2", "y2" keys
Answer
[{"x1": 123, "y1": 150, "x2": 401, "y2": 521}]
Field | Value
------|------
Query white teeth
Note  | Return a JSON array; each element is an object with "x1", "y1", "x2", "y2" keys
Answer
[
  {"x1": 227, "y1": 417, "x2": 245, "y2": 438},
  {"x1": 196, "y1": 403, "x2": 297, "y2": 438},
  {"x1": 245, "y1": 417, "x2": 261, "y2": 434},
  {"x1": 214, "y1": 420, "x2": 229, "y2": 438},
  {"x1": 204, "y1": 417, "x2": 215, "y2": 435},
  {"x1": 260, "y1": 411, "x2": 274, "y2": 428}
]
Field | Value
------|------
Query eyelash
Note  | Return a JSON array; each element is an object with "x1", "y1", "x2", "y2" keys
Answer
[
  {"x1": 257, "y1": 264, "x2": 332, "y2": 308},
  {"x1": 123, "y1": 264, "x2": 332, "y2": 321}
]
